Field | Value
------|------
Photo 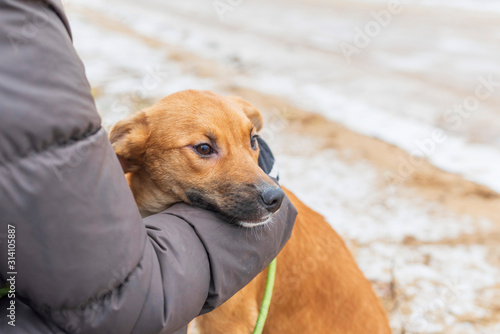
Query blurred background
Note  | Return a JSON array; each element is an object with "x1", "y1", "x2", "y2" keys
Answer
[{"x1": 65, "y1": 0, "x2": 500, "y2": 332}]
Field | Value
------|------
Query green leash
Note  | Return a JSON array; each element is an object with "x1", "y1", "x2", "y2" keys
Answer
[
  {"x1": 0, "y1": 283, "x2": 10, "y2": 299},
  {"x1": 252, "y1": 258, "x2": 277, "y2": 334}
]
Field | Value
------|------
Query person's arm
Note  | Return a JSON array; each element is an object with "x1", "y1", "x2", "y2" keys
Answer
[{"x1": 0, "y1": 1, "x2": 296, "y2": 333}]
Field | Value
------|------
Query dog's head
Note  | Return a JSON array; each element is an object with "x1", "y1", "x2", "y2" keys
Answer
[{"x1": 109, "y1": 90, "x2": 284, "y2": 227}]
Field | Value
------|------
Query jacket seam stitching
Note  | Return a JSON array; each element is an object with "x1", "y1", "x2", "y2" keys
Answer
[{"x1": 0, "y1": 126, "x2": 103, "y2": 170}]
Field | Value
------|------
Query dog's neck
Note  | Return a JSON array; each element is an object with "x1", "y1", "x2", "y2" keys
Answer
[{"x1": 126, "y1": 171, "x2": 178, "y2": 218}]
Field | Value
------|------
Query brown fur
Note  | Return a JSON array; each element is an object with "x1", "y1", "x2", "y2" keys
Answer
[
  {"x1": 109, "y1": 90, "x2": 390, "y2": 333},
  {"x1": 194, "y1": 188, "x2": 390, "y2": 334}
]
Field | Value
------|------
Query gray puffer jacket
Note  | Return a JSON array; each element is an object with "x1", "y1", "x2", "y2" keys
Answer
[{"x1": 0, "y1": 0, "x2": 296, "y2": 333}]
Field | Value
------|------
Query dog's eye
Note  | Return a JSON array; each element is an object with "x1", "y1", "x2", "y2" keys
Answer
[
  {"x1": 251, "y1": 135, "x2": 259, "y2": 150},
  {"x1": 195, "y1": 144, "x2": 213, "y2": 155}
]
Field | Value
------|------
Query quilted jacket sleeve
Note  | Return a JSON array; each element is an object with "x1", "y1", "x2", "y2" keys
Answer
[{"x1": 0, "y1": 1, "x2": 296, "y2": 333}]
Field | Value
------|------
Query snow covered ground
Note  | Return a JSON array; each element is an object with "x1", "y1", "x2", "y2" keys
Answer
[
  {"x1": 65, "y1": 0, "x2": 500, "y2": 332},
  {"x1": 68, "y1": 0, "x2": 500, "y2": 193}
]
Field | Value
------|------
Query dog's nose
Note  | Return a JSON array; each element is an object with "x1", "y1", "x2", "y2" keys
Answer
[{"x1": 260, "y1": 187, "x2": 285, "y2": 213}]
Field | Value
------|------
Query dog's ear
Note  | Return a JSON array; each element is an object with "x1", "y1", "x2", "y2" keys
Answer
[
  {"x1": 109, "y1": 111, "x2": 149, "y2": 173},
  {"x1": 226, "y1": 96, "x2": 264, "y2": 132}
]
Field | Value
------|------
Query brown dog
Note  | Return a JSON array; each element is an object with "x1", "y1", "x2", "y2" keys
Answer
[{"x1": 109, "y1": 90, "x2": 390, "y2": 334}]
